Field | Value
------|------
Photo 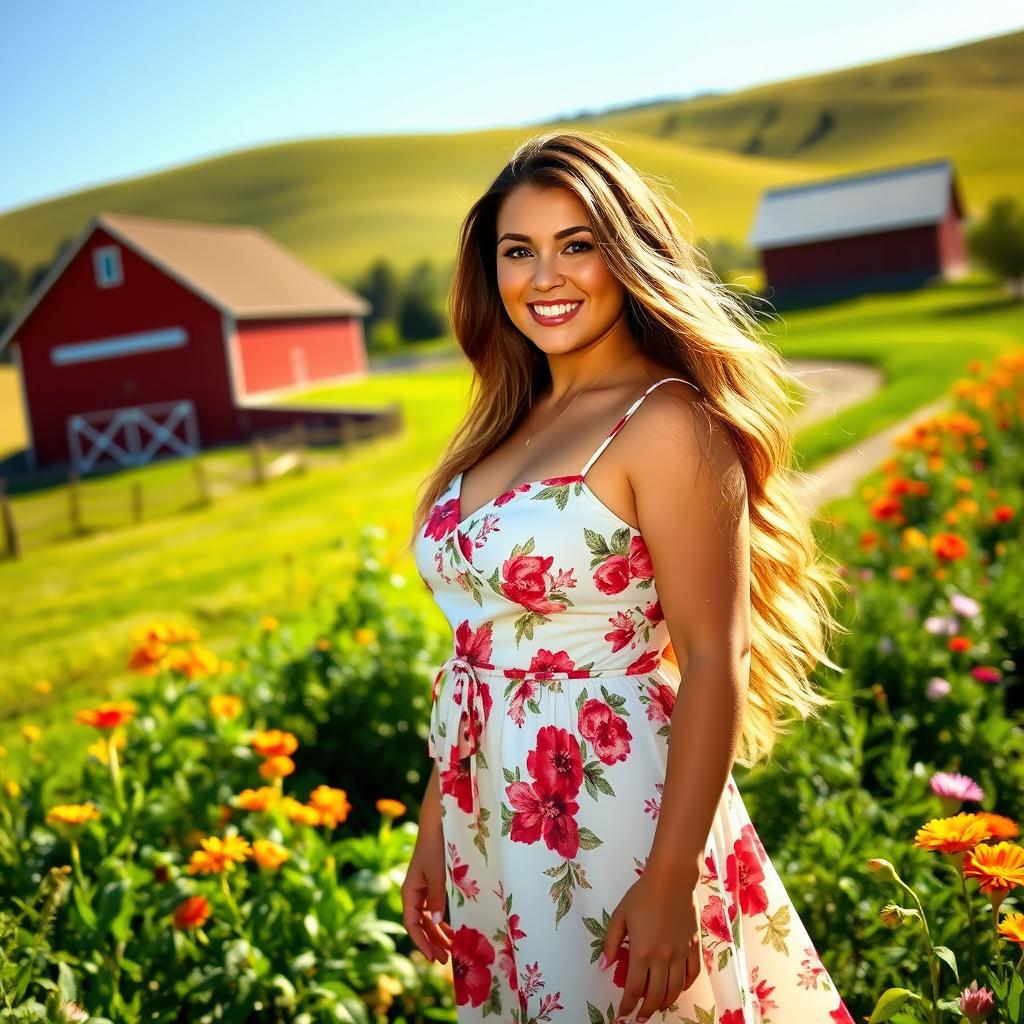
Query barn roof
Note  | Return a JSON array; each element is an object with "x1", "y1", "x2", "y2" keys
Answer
[
  {"x1": 0, "y1": 211, "x2": 371, "y2": 351},
  {"x1": 748, "y1": 158, "x2": 964, "y2": 250}
]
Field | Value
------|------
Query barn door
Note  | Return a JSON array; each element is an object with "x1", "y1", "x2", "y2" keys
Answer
[{"x1": 67, "y1": 399, "x2": 201, "y2": 473}]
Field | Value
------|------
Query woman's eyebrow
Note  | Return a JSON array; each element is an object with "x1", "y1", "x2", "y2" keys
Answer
[{"x1": 496, "y1": 225, "x2": 593, "y2": 246}]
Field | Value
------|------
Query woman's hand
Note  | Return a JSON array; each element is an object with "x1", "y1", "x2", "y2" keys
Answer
[
  {"x1": 401, "y1": 821, "x2": 453, "y2": 963},
  {"x1": 599, "y1": 867, "x2": 702, "y2": 1021}
]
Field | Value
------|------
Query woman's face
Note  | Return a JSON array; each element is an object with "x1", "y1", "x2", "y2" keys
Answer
[{"x1": 495, "y1": 183, "x2": 627, "y2": 354}]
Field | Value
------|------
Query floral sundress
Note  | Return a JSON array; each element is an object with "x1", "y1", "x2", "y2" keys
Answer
[{"x1": 413, "y1": 376, "x2": 852, "y2": 1023}]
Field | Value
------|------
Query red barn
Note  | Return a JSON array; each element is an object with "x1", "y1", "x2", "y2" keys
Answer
[
  {"x1": 748, "y1": 158, "x2": 968, "y2": 303},
  {"x1": 0, "y1": 212, "x2": 372, "y2": 473}
]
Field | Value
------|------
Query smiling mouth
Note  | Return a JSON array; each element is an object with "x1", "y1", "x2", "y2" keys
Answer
[{"x1": 528, "y1": 300, "x2": 583, "y2": 325}]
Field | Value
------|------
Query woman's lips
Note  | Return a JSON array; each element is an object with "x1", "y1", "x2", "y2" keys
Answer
[{"x1": 528, "y1": 300, "x2": 583, "y2": 326}]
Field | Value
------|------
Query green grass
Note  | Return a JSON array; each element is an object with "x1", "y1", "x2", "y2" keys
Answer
[
  {"x1": 0, "y1": 30, "x2": 1021, "y2": 286},
  {"x1": 1, "y1": 276, "x2": 1021, "y2": 789}
]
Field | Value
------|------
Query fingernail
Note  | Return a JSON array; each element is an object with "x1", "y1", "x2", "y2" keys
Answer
[
  {"x1": 597, "y1": 951, "x2": 608, "y2": 971},
  {"x1": 431, "y1": 910, "x2": 443, "y2": 923}
]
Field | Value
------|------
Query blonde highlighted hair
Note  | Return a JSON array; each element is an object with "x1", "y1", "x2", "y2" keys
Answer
[{"x1": 409, "y1": 128, "x2": 847, "y2": 768}]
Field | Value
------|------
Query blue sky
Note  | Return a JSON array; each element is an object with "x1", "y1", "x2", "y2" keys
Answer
[{"x1": 1, "y1": 0, "x2": 1020, "y2": 214}]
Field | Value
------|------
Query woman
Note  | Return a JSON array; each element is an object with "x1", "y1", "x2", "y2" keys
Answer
[{"x1": 403, "y1": 129, "x2": 852, "y2": 1023}]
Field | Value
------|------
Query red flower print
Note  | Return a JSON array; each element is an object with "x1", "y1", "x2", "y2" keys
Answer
[
  {"x1": 454, "y1": 620, "x2": 495, "y2": 669},
  {"x1": 720, "y1": 1010, "x2": 745, "y2": 1024},
  {"x1": 494, "y1": 482, "x2": 533, "y2": 507},
  {"x1": 831, "y1": 999, "x2": 856, "y2": 1023},
  {"x1": 644, "y1": 682, "x2": 676, "y2": 725},
  {"x1": 741, "y1": 821, "x2": 768, "y2": 863},
  {"x1": 542, "y1": 474, "x2": 583, "y2": 487},
  {"x1": 701, "y1": 893, "x2": 732, "y2": 944},
  {"x1": 628, "y1": 535, "x2": 653, "y2": 579},
  {"x1": 498, "y1": 911, "x2": 526, "y2": 991},
  {"x1": 526, "y1": 725, "x2": 584, "y2": 799},
  {"x1": 604, "y1": 610, "x2": 638, "y2": 653},
  {"x1": 750, "y1": 965, "x2": 779, "y2": 1018},
  {"x1": 577, "y1": 699, "x2": 632, "y2": 766},
  {"x1": 457, "y1": 529, "x2": 474, "y2": 563},
  {"x1": 447, "y1": 842, "x2": 480, "y2": 901},
  {"x1": 424, "y1": 497, "x2": 460, "y2": 540},
  {"x1": 506, "y1": 678, "x2": 537, "y2": 728},
  {"x1": 627, "y1": 648, "x2": 661, "y2": 674},
  {"x1": 501, "y1": 552, "x2": 570, "y2": 615},
  {"x1": 528, "y1": 648, "x2": 581, "y2": 677},
  {"x1": 594, "y1": 554, "x2": 631, "y2": 595},
  {"x1": 644, "y1": 599, "x2": 663, "y2": 623},
  {"x1": 450, "y1": 924, "x2": 496, "y2": 1007},
  {"x1": 725, "y1": 829, "x2": 769, "y2": 916},
  {"x1": 611, "y1": 942, "x2": 630, "y2": 988},
  {"x1": 441, "y1": 751, "x2": 476, "y2": 815},
  {"x1": 506, "y1": 779, "x2": 580, "y2": 858}
]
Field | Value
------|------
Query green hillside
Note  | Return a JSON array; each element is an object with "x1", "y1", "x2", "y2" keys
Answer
[{"x1": 0, "y1": 29, "x2": 1021, "y2": 289}]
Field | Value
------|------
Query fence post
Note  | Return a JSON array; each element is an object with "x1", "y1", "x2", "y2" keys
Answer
[
  {"x1": 339, "y1": 417, "x2": 356, "y2": 452},
  {"x1": 132, "y1": 481, "x2": 143, "y2": 524},
  {"x1": 68, "y1": 468, "x2": 82, "y2": 535},
  {"x1": 250, "y1": 437, "x2": 265, "y2": 486},
  {"x1": 193, "y1": 457, "x2": 211, "y2": 505},
  {"x1": 0, "y1": 478, "x2": 20, "y2": 560}
]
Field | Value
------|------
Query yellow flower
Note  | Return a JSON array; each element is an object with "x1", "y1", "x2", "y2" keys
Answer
[
  {"x1": 46, "y1": 802, "x2": 102, "y2": 829},
  {"x1": 235, "y1": 787, "x2": 280, "y2": 812},
  {"x1": 251, "y1": 838, "x2": 290, "y2": 870},
  {"x1": 21, "y1": 725, "x2": 42, "y2": 743},
  {"x1": 316, "y1": 638, "x2": 330, "y2": 651},
  {"x1": 914, "y1": 813, "x2": 992, "y2": 853},
  {"x1": 354, "y1": 627, "x2": 376, "y2": 645},
  {"x1": 963, "y1": 842, "x2": 1024, "y2": 895},
  {"x1": 4, "y1": 779, "x2": 20, "y2": 798},
  {"x1": 260, "y1": 615, "x2": 279, "y2": 633},
  {"x1": 210, "y1": 694, "x2": 243, "y2": 719},
  {"x1": 376, "y1": 798, "x2": 407, "y2": 818},
  {"x1": 900, "y1": 528, "x2": 928, "y2": 551},
  {"x1": 0, "y1": 744, "x2": 6, "y2": 759},
  {"x1": 308, "y1": 785, "x2": 352, "y2": 828},
  {"x1": 86, "y1": 733, "x2": 126, "y2": 762},
  {"x1": 997, "y1": 911, "x2": 1024, "y2": 947},
  {"x1": 250, "y1": 729, "x2": 298, "y2": 758},
  {"x1": 258, "y1": 755, "x2": 295, "y2": 780},
  {"x1": 187, "y1": 834, "x2": 252, "y2": 875},
  {"x1": 280, "y1": 795, "x2": 322, "y2": 826},
  {"x1": 34, "y1": 679, "x2": 52, "y2": 694}
]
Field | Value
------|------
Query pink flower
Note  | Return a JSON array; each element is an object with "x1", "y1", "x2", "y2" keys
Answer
[
  {"x1": 577, "y1": 699, "x2": 632, "y2": 765},
  {"x1": 929, "y1": 771, "x2": 984, "y2": 803},
  {"x1": 925, "y1": 615, "x2": 959, "y2": 636},
  {"x1": 951, "y1": 593, "x2": 981, "y2": 618},
  {"x1": 925, "y1": 676, "x2": 951, "y2": 701},
  {"x1": 971, "y1": 665, "x2": 1002, "y2": 684},
  {"x1": 960, "y1": 980, "x2": 994, "y2": 1023}
]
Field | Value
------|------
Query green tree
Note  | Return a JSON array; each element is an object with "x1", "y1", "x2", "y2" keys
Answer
[
  {"x1": 397, "y1": 259, "x2": 446, "y2": 342},
  {"x1": 966, "y1": 196, "x2": 1024, "y2": 300}
]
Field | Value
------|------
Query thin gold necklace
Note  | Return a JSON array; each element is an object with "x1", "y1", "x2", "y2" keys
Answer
[{"x1": 523, "y1": 352, "x2": 635, "y2": 446}]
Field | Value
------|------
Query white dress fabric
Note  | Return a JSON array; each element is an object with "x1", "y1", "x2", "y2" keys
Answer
[{"x1": 413, "y1": 377, "x2": 852, "y2": 1023}]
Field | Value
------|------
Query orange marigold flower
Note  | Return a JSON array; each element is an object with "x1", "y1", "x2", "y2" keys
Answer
[
  {"x1": 377, "y1": 798, "x2": 406, "y2": 818},
  {"x1": 997, "y1": 911, "x2": 1024, "y2": 947},
  {"x1": 859, "y1": 530, "x2": 880, "y2": 552},
  {"x1": 46, "y1": 802, "x2": 102, "y2": 829},
  {"x1": 316, "y1": 637, "x2": 330, "y2": 651},
  {"x1": 75, "y1": 700, "x2": 136, "y2": 731},
  {"x1": 914, "y1": 812, "x2": 992, "y2": 854},
  {"x1": 308, "y1": 785, "x2": 352, "y2": 828},
  {"x1": 258, "y1": 755, "x2": 295, "y2": 780},
  {"x1": 128, "y1": 639, "x2": 167, "y2": 674},
  {"x1": 210, "y1": 694, "x2": 243, "y2": 719},
  {"x1": 35, "y1": 679, "x2": 52, "y2": 694},
  {"x1": 993, "y1": 504, "x2": 1014, "y2": 523},
  {"x1": 172, "y1": 894, "x2": 211, "y2": 930},
  {"x1": 975, "y1": 812, "x2": 1020, "y2": 840},
  {"x1": 963, "y1": 841, "x2": 1024, "y2": 894},
  {"x1": 948, "y1": 636, "x2": 972, "y2": 653},
  {"x1": 251, "y1": 838, "x2": 290, "y2": 870},
  {"x1": 163, "y1": 644, "x2": 219, "y2": 679},
  {"x1": 187, "y1": 834, "x2": 252, "y2": 875},
  {"x1": 280, "y1": 795, "x2": 322, "y2": 826},
  {"x1": 235, "y1": 786, "x2": 280, "y2": 812},
  {"x1": 869, "y1": 495, "x2": 903, "y2": 522},
  {"x1": 250, "y1": 729, "x2": 298, "y2": 758},
  {"x1": 892, "y1": 566, "x2": 913, "y2": 582},
  {"x1": 354, "y1": 627, "x2": 376, "y2": 645},
  {"x1": 931, "y1": 532, "x2": 969, "y2": 562}
]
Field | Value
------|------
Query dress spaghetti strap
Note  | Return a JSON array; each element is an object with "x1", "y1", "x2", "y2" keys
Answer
[{"x1": 579, "y1": 376, "x2": 701, "y2": 477}]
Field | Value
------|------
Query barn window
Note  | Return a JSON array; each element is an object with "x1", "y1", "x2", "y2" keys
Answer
[{"x1": 94, "y1": 245, "x2": 123, "y2": 288}]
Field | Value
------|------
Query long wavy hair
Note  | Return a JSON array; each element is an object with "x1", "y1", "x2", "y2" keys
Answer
[{"x1": 408, "y1": 128, "x2": 847, "y2": 768}]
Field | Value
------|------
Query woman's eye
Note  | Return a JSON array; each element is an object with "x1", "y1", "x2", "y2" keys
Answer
[{"x1": 502, "y1": 239, "x2": 592, "y2": 259}]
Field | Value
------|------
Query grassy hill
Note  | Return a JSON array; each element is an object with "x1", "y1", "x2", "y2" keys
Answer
[{"x1": 0, "y1": 29, "x2": 1021, "y2": 288}]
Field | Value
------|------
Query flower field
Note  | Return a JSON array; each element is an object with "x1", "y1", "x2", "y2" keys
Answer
[{"x1": 1, "y1": 351, "x2": 1022, "y2": 1022}]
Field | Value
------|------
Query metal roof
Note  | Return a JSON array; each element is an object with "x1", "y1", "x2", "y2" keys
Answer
[
  {"x1": 1, "y1": 211, "x2": 371, "y2": 351},
  {"x1": 748, "y1": 158, "x2": 962, "y2": 250}
]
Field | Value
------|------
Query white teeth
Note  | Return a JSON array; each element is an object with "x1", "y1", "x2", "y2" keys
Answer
[{"x1": 533, "y1": 301, "x2": 580, "y2": 317}]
